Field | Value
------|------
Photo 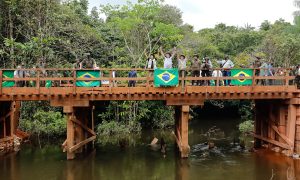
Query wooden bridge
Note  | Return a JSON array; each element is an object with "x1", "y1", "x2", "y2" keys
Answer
[{"x1": 0, "y1": 68, "x2": 300, "y2": 159}]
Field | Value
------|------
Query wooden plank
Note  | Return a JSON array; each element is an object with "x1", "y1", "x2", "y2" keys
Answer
[
  {"x1": 287, "y1": 104, "x2": 297, "y2": 149},
  {"x1": 251, "y1": 133, "x2": 291, "y2": 150},
  {"x1": 69, "y1": 135, "x2": 96, "y2": 152},
  {"x1": 0, "y1": 136, "x2": 13, "y2": 143},
  {"x1": 67, "y1": 113, "x2": 75, "y2": 159},
  {"x1": 180, "y1": 106, "x2": 190, "y2": 158},
  {"x1": 71, "y1": 118, "x2": 96, "y2": 136}
]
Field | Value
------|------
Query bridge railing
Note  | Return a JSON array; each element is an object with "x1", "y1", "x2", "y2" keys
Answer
[{"x1": 0, "y1": 68, "x2": 297, "y2": 92}]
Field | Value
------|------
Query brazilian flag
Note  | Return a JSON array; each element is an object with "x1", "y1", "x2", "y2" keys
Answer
[
  {"x1": 231, "y1": 69, "x2": 253, "y2": 86},
  {"x1": 76, "y1": 70, "x2": 100, "y2": 87},
  {"x1": 2, "y1": 70, "x2": 15, "y2": 87},
  {"x1": 154, "y1": 68, "x2": 179, "y2": 87},
  {"x1": 46, "y1": 80, "x2": 52, "y2": 88}
]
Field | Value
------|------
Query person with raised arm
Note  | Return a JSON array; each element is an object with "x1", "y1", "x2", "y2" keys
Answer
[{"x1": 160, "y1": 47, "x2": 176, "y2": 69}]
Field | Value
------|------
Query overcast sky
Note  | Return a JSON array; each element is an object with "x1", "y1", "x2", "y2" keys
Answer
[{"x1": 89, "y1": 0, "x2": 297, "y2": 30}]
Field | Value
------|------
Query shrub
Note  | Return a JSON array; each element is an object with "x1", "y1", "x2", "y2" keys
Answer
[
  {"x1": 19, "y1": 110, "x2": 66, "y2": 137},
  {"x1": 239, "y1": 120, "x2": 254, "y2": 134}
]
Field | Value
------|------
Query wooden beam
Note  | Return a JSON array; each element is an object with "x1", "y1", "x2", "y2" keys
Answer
[
  {"x1": 67, "y1": 112, "x2": 75, "y2": 160},
  {"x1": 69, "y1": 135, "x2": 96, "y2": 152},
  {"x1": 251, "y1": 133, "x2": 291, "y2": 150},
  {"x1": 166, "y1": 99, "x2": 204, "y2": 106},
  {"x1": 287, "y1": 104, "x2": 297, "y2": 150},
  {"x1": 0, "y1": 136, "x2": 13, "y2": 143},
  {"x1": 180, "y1": 106, "x2": 190, "y2": 158},
  {"x1": 270, "y1": 124, "x2": 293, "y2": 146},
  {"x1": 71, "y1": 118, "x2": 96, "y2": 136},
  {"x1": 51, "y1": 99, "x2": 90, "y2": 107}
]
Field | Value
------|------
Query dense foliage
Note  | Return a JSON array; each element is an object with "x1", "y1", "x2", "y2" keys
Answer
[{"x1": 1, "y1": 0, "x2": 300, "y2": 139}]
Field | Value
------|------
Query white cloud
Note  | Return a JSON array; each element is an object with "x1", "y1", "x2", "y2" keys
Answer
[{"x1": 89, "y1": 0, "x2": 298, "y2": 30}]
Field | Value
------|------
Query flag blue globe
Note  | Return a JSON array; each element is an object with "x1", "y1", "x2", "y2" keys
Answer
[{"x1": 162, "y1": 73, "x2": 170, "y2": 81}]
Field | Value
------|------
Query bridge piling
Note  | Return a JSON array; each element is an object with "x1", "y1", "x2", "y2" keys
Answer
[
  {"x1": 63, "y1": 105, "x2": 96, "y2": 160},
  {"x1": 175, "y1": 105, "x2": 190, "y2": 158}
]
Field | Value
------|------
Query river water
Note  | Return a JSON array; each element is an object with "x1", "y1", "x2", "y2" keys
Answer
[{"x1": 1, "y1": 117, "x2": 300, "y2": 180}]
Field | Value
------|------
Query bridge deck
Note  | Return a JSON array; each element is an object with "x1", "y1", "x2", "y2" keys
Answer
[{"x1": 0, "y1": 68, "x2": 299, "y2": 103}]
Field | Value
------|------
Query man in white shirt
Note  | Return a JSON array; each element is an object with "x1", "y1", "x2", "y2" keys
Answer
[{"x1": 216, "y1": 55, "x2": 234, "y2": 86}]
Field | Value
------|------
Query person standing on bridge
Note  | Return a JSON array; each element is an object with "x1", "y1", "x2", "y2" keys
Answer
[
  {"x1": 258, "y1": 60, "x2": 268, "y2": 86},
  {"x1": 177, "y1": 54, "x2": 187, "y2": 77},
  {"x1": 200, "y1": 57, "x2": 212, "y2": 86},
  {"x1": 191, "y1": 55, "x2": 201, "y2": 86},
  {"x1": 295, "y1": 65, "x2": 300, "y2": 89},
  {"x1": 216, "y1": 55, "x2": 234, "y2": 86},
  {"x1": 145, "y1": 54, "x2": 157, "y2": 70},
  {"x1": 128, "y1": 66, "x2": 137, "y2": 87},
  {"x1": 14, "y1": 64, "x2": 26, "y2": 87},
  {"x1": 160, "y1": 47, "x2": 176, "y2": 69}
]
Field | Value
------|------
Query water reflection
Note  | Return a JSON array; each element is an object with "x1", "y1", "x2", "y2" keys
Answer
[{"x1": 1, "y1": 117, "x2": 300, "y2": 180}]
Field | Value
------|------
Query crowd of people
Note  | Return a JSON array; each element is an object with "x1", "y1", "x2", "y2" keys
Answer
[
  {"x1": 11, "y1": 48, "x2": 300, "y2": 88},
  {"x1": 144, "y1": 47, "x2": 300, "y2": 87}
]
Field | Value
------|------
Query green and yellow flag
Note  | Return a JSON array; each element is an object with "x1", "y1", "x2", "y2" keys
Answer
[
  {"x1": 2, "y1": 70, "x2": 15, "y2": 87},
  {"x1": 76, "y1": 70, "x2": 100, "y2": 87},
  {"x1": 154, "y1": 68, "x2": 179, "y2": 87},
  {"x1": 231, "y1": 69, "x2": 253, "y2": 86}
]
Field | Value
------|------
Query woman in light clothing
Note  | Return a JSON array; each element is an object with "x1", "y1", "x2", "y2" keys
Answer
[
  {"x1": 212, "y1": 68, "x2": 223, "y2": 86},
  {"x1": 145, "y1": 54, "x2": 157, "y2": 70},
  {"x1": 160, "y1": 47, "x2": 176, "y2": 69}
]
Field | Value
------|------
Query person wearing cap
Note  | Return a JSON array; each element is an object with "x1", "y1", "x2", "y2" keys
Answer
[
  {"x1": 177, "y1": 54, "x2": 187, "y2": 77},
  {"x1": 80, "y1": 53, "x2": 95, "y2": 69},
  {"x1": 201, "y1": 57, "x2": 212, "y2": 86},
  {"x1": 216, "y1": 55, "x2": 234, "y2": 86},
  {"x1": 191, "y1": 55, "x2": 201, "y2": 86}
]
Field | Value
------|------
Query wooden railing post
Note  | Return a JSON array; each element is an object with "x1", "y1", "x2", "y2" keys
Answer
[
  {"x1": 36, "y1": 70, "x2": 40, "y2": 94},
  {"x1": 181, "y1": 70, "x2": 185, "y2": 92},
  {"x1": 252, "y1": 68, "x2": 256, "y2": 88},
  {"x1": 146, "y1": 70, "x2": 150, "y2": 88},
  {"x1": 216, "y1": 69, "x2": 219, "y2": 87},
  {"x1": 73, "y1": 70, "x2": 76, "y2": 94}
]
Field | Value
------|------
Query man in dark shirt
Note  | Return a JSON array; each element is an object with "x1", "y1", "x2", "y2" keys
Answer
[{"x1": 128, "y1": 66, "x2": 137, "y2": 87}]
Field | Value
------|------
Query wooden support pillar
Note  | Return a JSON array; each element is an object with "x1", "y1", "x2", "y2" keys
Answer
[
  {"x1": 65, "y1": 106, "x2": 75, "y2": 160},
  {"x1": 295, "y1": 105, "x2": 300, "y2": 154},
  {"x1": 278, "y1": 106, "x2": 287, "y2": 144},
  {"x1": 287, "y1": 104, "x2": 296, "y2": 152},
  {"x1": 175, "y1": 105, "x2": 190, "y2": 158},
  {"x1": 63, "y1": 105, "x2": 96, "y2": 160},
  {"x1": 10, "y1": 101, "x2": 21, "y2": 136}
]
